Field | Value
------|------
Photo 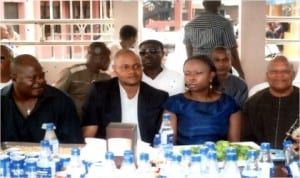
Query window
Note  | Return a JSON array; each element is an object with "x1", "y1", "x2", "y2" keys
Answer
[
  {"x1": 266, "y1": 2, "x2": 300, "y2": 61},
  {"x1": 41, "y1": 1, "x2": 61, "y2": 37}
]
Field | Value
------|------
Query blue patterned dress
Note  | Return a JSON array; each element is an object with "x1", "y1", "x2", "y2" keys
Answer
[{"x1": 163, "y1": 93, "x2": 240, "y2": 145}]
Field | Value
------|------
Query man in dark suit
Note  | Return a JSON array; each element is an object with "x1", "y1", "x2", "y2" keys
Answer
[{"x1": 81, "y1": 49, "x2": 169, "y2": 144}]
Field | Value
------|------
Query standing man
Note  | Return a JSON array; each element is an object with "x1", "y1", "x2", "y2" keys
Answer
[
  {"x1": 183, "y1": 0, "x2": 245, "y2": 79},
  {"x1": 81, "y1": 49, "x2": 169, "y2": 144},
  {"x1": 54, "y1": 42, "x2": 111, "y2": 118},
  {"x1": 212, "y1": 46, "x2": 248, "y2": 107},
  {"x1": 139, "y1": 40, "x2": 185, "y2": 96},
  {"x1": 242, "y1": 55, "x2": 299, "y2": 148},
  {"x1": 108, "y1": 25, "x2": 138, "y2": 76},
  {"x1": 1, "y1": 54, "x2": 83, "y2": 143}
]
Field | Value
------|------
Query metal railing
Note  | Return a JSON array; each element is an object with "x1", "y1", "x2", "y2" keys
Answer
[{"x1": 0, "y1": 19, "x2": 115, "y2": 59}]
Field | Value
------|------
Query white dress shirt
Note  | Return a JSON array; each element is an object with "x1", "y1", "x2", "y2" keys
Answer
[
  {"x1": 119, "y1": 82, "x2": 141, "y2": 140},
  {"x1": 142, "y1": 65, "x2": 185, "y2": 96}
]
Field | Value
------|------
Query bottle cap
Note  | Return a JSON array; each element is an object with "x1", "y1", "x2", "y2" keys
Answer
[
  {"x1": 247, "y1": 149, "x2": 257, "y2": 159},
  {"x1": 153, "y1": 134, "x2": 161, "y2": 146},
  {"x1": 225, "y1": 147, "x2": 236, "y2": 154},
  {"x1": 283, "y1": 140, "x2": 293, "y2": 148},
  {"x1": 123, "y1": 153, "x2": 134, "y2": 164},
  {"x1": 205, "y1": 141, "x2": 216, "y2": 151},
  {"x1": 260, "y1": 142, "x2": 271, "y2": 151},
  {"x1": 105, "y1": 151, "x2": 114, "y2": 160},
  {"x1": 164, "y1": 150, "x2": 173, "y2": 159},
  {"x1": 71, "y1": 148, "x2": 80, "y2": 156},
  {"x1": 207, "y1": 150, "x2": 217, "y2": 160},
  {"x1": 139, "y1": 152, "x2": 149, "y2": 162},
  {"x1": 162, "y1": 113, "x2": 171, "y2": 120},
  {"x1": 181, "y1": 148, "x2": 192, "y2": 156},
  {"x1": 172, "y1": 154, "x2": 182, "y2": 162},
  {"x1": 41, "y1": 123, "x2": 56, "y2": 130},
  {"x1": 199, "y1": 145, "x2": 209, "y2": 155},
  {"x1": 191, "y1": 154, "x2": 201, "y2": 162}
]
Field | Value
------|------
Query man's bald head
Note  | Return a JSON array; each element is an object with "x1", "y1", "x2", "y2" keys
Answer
[
  {"x1": 11, "y1": 54, "x2": 46, "y2": 98},
  {"x1": 267, "y1": 55, "x2": 294, "y2": 72},
  {"x1": 11, "y1": 54, "x2": 42, "y2": 75}
]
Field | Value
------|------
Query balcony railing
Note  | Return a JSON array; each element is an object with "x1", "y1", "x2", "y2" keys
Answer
[{"x1": 0, "y1": 19, "x2": 115, "y2": 59}]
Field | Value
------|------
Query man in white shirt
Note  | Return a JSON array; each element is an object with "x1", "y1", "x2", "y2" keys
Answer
[
  {"x1": 139, "y1": 40, "x2": 185, "y2": 96},
  {"x1": 81, "y1": 49, "x2": 169, "y2": 144}
]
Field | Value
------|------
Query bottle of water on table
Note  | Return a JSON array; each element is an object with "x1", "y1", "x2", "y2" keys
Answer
[
  {"x1": 159, "y1": 113, "x2": 174, "y2": 152},
  {"x1": 258, "y1": 142, "x2": 274, "y2": 178},
  {"x1": 36, "y1": 140, "x2": 55, "y2": 178},
  {"x1": 241, "y1": 149, "x2": 259, "y2": 178},
  {"x1": 42, "y1": 123, "x2": 59, "y2": 157}
]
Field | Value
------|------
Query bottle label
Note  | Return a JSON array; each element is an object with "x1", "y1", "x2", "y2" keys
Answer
[
  {"x1": 10, "y1": 168, "x2": 24, "y2": 177},
  {"x1": 289, "y1": 162, "x2": 300, "y2": 177},
  {"x1": 37, "y1": 167, "x2": 52, "y2": 178},
  {"x1": 49, "y1": 140, "x2": 59, "y2": 155},
  {"x1": 259, "y1": 163, "x2": 274, "y2": 178},
  {"x1": 161, "y1": 130, "x2": 173, "y2": 145}
]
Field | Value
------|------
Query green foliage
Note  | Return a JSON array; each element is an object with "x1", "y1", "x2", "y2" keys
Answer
[{"x1": 189, "y1": 140, "x2": 258, "y2": 161}]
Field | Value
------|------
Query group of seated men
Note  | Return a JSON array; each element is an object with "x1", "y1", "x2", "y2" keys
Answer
[{"x1": 1, "y1": 38, "x2": 299, "y2": 151}]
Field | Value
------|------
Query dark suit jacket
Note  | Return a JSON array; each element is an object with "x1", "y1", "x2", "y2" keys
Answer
[{"x1": 81, "y1": 78, "x2": 169, "y2": 144}]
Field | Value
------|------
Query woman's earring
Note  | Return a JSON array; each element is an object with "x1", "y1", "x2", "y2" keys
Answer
[{"x1": 209, "y1": 81, "x2": 213, "y2": 90}]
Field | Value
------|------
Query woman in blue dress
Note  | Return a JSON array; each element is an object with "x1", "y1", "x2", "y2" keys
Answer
[{"x1": 163, "y1": 55, "x2": 241, "y2": 145}]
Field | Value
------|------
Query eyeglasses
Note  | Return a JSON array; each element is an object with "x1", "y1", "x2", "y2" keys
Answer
[{"x1": 139, "y1": 48, "x2": 161, "y2": 56}]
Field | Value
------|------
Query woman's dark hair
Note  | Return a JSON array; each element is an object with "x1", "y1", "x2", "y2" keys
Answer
[{"x1": 184, "y1": 54, "x2": 220, "y2": 91}]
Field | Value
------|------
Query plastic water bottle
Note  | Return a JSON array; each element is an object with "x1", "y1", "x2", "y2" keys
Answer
[
  {"x1": 258, "y1": 142, "x2": 274, "y2": 178},
  {"x1": 205, "y1": 150, "x2": 219, "y2": 178},
  {"x1": 36, "y1": 140, "x2": 55, "y2": 178},
  {"x1": 42, "y1": 123, "x2": 59, "y2": 157},
  {"x1": 181, "y1": 147, "x2": 192, "y2": 176},
  {"x1": 188, "y1": 154, "x2": 203, "y2": 178},
  {"x1": 66, "y1": 148, "x2": 85, "y2": 178},
  {"x1": 119, "y1": 150, "x2": 136, "y2": 178},
  {"x1": 242, "y1": 149, "x2": 259, "y2": 178},
  {"x1": 159, "y1": 151, "x2": 173, "y2": 178},
  {"x1": 181, "y1": 148, "x2": 192, "y2": 169},
  {"x1": 169, "y1": 154, "x2": 185, "y2": 178},
  {"x1": 159, "y1": 113, "x2": 174, "y2": 151},
  {"x1": 10, "y1": 155, "x2": 25, "y2": 177},
  {"x1": 199, "y1": 145, "x2": 209, "y2": 174},
  {"x1": 101, "y1": 151, "x2": 117, "y2": 178},
  {"x1": 25, "y1": 158, "x2": 38, "y2": 178},
  {"x1": 283, "y1": 140, "x2": 300, "y2": 177},
  {"x1": 221, "y1": 152, "x2": 241, "y2": 178},
  {"x1": 153, "y1": 134, "x2": 163, "y2": 164},
  {"x1": 137, "y1": 152, "x2": 152, "y2": 178},
  {"x1": 205, "y1": 141, "x2": 216, "y2": 151}
]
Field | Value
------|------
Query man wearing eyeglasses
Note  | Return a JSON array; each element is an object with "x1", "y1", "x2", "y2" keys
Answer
[
  {"x1": 139, "y1": 40, "x2": 185, "y2": 96},
  {"x1": 54, "y1": 42, "x2": 111, "y2": 119},
  {"x1": 0, "y1": 45, "x2": 14, "y2": 89},
  {"x1": 81, "y1": 49, "x2": 169, "y2": 144}
]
